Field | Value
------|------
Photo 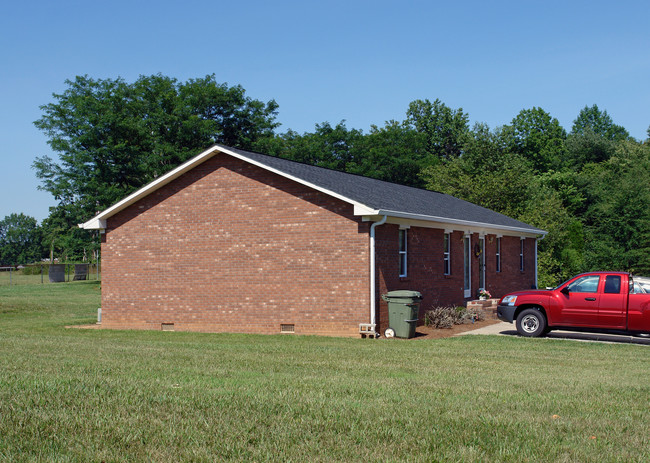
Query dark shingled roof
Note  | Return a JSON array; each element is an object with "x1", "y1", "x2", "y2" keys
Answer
[{"x1": 223, "y1": 145, "x2": 545, "y2": 234}]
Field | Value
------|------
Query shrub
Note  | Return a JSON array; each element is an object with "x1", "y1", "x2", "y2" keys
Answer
[
  {"x1": 425, "y1": 305, "x2": 486, "y2": 329},
  {"x1": 21, "y1": 265, "x2": 47, "y2": 275},
  {"x1": 425, "y1": 305, "x2": 468, "y2": 328},
  {"x1": 465, "y1": 306, "x2": 486, "y2": 323}
]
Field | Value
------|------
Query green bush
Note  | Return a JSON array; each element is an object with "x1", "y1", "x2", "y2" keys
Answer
[{"x1": 21, "y1": 265, "x2": 47, "y2": 275}]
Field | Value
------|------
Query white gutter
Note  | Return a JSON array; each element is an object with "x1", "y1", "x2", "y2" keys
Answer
[
  {"x1": 370, "y1": 215, "x2": 387, "y2": 334},
  {"x1": 373, "y1": 209, "x2": 547, "y2": 237},
  {"x1": 534, "y1": 234, "x2": 545, "y2": 289}
]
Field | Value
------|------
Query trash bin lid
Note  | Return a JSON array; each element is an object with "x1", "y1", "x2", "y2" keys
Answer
[{"x1": 384, "y1": 290, "x2": 422, "y2": 300}]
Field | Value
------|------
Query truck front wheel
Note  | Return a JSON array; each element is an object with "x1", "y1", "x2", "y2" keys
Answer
[{"x1": 516, "y1": 309, "x2": 547, "y2": 337}]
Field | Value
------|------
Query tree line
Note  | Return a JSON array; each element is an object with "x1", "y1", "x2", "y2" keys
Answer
[{"x1": 2, "y1": 74, "x2": 649, "y2": 287}]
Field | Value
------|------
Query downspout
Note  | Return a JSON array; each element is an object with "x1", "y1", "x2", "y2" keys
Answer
[
  {"x1": 370, "y1": 215, "x2": 387, "y2": 334},
  {"x1": 535, "y1": 235, "x2": 545, "y2": 289}
]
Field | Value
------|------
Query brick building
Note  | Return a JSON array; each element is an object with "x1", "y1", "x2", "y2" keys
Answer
[{"x1": 81, "y1": 145, "x2": 546, "y2": 337}]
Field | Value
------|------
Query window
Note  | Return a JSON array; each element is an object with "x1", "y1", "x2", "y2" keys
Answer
[
  {"x1": 519, "y1": 239, "x2": 524, "y2": 271},
  {"x1": 567, "y1": 275, "x2": 600, "y2": 293},
  {"x1": 443, "y1": 233, "x2": 450, "y2": 275},
  {"x1": 496, "y1": 237, "x2": 501, "y2": 272},
  {"x1": 604, "y1": 275, "x2": 621, "y2": 294},
  {"x1": 399, "y1": 229, "x2": 407, "y2": 277}
]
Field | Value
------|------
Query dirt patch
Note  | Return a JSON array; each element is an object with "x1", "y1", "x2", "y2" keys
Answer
[
  {"x1": 411, "y1": 318, "x2": 502, "y2": 339},
  {"x1": 66, "y1": 324, "x2": 102, "y2": 329}
]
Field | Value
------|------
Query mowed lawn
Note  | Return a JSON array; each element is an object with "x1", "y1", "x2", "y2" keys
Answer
[{"x1": 0, "y1": 283, "x2": 648, "y2": 462}]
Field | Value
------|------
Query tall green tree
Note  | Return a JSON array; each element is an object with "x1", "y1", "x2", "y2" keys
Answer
[
  {"x1": 566, "y1": 129, "x2": 619, "y2": 168},
  {"x1": 579, "y1": 140, "x2": 650, "y2": 274},
  {"x1": 505, "y1": 107, "x2": 567, "y2": 173},
  {"x1": 34, "y1": 74, "x2": 279, "y2": 216},
  {"x1": 406, "y1": 99, "x2": 470, "y2": 160},
  {"x1": 0, "y1": 214, "x2": 45, "y2": 265},
  {"x1": 566, "y1": 105, "x2": 631, "y2": 168},
  {"x1": 256, "y1": 121, "x2": 363, "y2": 171},
  {"x1": 33, "y1": 75, "x2": 279, "y2": 260},
  {"x1": 571, "y1": 104, "x2": 630, "y2": 141},
  {"x1": 346, "y1": 121, "x2": 428, "y2": 187}
]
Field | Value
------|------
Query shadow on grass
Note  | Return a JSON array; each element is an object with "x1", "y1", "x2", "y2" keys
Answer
[{"x1": 497, "y1": 327, "x2": 650, "y2": 346}]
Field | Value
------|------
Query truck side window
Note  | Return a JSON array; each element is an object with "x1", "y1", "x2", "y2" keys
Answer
[
  {"x1": 567, "y1": 275, "x2": 600, "y2": 293},
  {"x1": 604, "y1": 275, "x2": 621, "y2": 294}
]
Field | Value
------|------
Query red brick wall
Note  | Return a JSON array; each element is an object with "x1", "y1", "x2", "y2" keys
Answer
[
  {"x1": 101, "y1": 153, "x2": 370, "y2": 337},
  {"x1": 483, "y1": 235, "x2": 537, "y2": 298},
  {"x1": 375, "y1": 225, "x2": 536, "y2": 334}
]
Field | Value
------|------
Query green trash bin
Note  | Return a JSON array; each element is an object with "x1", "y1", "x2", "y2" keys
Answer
[{"x1": 381, "y1": 290, "x2": 422, "y2": 339}]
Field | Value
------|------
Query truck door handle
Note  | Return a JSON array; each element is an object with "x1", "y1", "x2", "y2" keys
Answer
[{"x1": 585, "y1": 297, "x2": 596, "y2": 301}]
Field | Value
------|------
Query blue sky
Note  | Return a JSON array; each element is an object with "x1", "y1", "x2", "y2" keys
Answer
[{"x1": 1, "y1": 0, "x2": 648, "y2": 222}]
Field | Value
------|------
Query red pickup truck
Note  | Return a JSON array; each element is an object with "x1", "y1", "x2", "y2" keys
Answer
[{"x1": 497, "y1": 272, "x2": 650, "y2": 337}]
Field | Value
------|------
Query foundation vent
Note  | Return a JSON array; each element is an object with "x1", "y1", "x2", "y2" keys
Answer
[
  {"x1": 161, "y1": 323, "x2": 175, "y2": 331},
  {"x1": 280, "y1": 324, "x2": 295, "y2": 334}
]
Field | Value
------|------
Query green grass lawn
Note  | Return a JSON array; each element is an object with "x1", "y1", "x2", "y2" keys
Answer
[{"x1": 0, "y1": 283, "x2": 648, "y2": 462}]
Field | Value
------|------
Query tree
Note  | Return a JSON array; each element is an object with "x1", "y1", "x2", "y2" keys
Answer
[
  {"x1": 406, "y1": 99, "x2": 470, "y2": 160},
  {"x1": 346, "y1": 121, "x2": 429, "y2": 187},
  {"x1": 34, "y1": 75, "x2": 279, "y2": 217},
  {"x1": 565, "y1": 105, "x2": 630, "y2": 168},
  {"x1": 518, "y1": 180, "x2": 586, "y2": 286},
  {"x1": 571, "y1": 104, "x2": 629, "y2": 141},
  {"x1": 0, "y1": 214, "x2": 45, "y2": 265},
  {"x1": 33, "y1": 75, "x2": 279, "y2": 260},
  {"x1": 579, "y1": 141, "x2": 650, "y2": 274},
  {"x1": 566, "y1": 129, "x2": 619, "y2": 168},
  {"x1": 505, "y1": 107, "x2": 567, "y2": 173},
  {"x1": 39, "y1": 204, "x2": 96, "y2": 263}
]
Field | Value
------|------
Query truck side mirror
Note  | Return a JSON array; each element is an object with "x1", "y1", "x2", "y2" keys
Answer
[{"x1": 560, "y1": 286, "x2": 570, "y2": 295}]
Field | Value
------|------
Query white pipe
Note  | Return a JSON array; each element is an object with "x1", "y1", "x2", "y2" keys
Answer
[
  {"x1": 534, "y1": 235, "x2": 545, "y2": 289},
  {"x1": 534, "y1": 238, "x2": 538, "y2": 289},
  {"x1": 370, "y1": 215, "x2": 387, "y2": 332}
]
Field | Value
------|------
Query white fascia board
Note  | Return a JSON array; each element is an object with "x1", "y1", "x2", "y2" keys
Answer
[
  {"x1": 79, "y1": 218, "x2": 106, "y2": 230},
  {"x1": 373, "y1": 209, "x2": 548, "y2": 237},
  {"x1": 354, "y1": 204, "x2": 379, "y2": 216}
]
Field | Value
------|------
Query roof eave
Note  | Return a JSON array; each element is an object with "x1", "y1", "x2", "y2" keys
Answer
[
  {"x1": 370, "y1": 209, "x2": 547, "y2": 237},
  {"x1": 78, "y1": 144, "x2": 546, "y2": 238}
]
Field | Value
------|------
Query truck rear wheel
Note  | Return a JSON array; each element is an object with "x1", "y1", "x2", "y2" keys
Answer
[{"x1": 516, "y1": 309, "x2": 547, "y2": 337}]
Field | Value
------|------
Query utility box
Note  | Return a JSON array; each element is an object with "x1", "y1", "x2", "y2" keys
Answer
[{"x1": 381, "y1": 290, "x2": 423, "y2": 339}]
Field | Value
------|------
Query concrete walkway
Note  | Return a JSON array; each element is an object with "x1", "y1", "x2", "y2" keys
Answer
[{"x1": 457, "y1": 321, "x2": 650, "y2": 346}]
